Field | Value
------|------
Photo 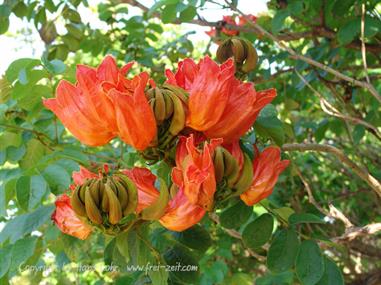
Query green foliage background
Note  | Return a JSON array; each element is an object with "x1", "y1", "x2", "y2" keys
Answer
[{"x1": 0, "y1": 0, "x2": 381, "y2": 284}]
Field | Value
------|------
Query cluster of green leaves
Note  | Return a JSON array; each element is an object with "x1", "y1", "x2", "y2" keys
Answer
[{"x1": 216, "y1": 200, "x2": 344, "y2": 285}]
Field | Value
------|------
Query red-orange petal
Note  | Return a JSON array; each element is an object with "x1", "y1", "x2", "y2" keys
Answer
[
  {"x1": 240, "y1": 146, "x2": 289, "y2": 206},
  {"x1": 52, "y1": 194, "x2": 92, "y2": 240},
  {"x1": 108, "y1": 72, "x2": 157, "y2": 150},
  {"x1": 159, "y1": 188, "x2": 206, "y2": 232}
]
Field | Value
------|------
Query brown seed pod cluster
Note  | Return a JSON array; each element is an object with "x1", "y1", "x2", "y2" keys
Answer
[
  {"x1": 71, "y1": 174, "x2": 138, "y2": 227},
  {"x1": 143, "y1": 84, "x2": 189, "y2": 161},
  {"x1": 216, "y1": 38, "x2": 258, "y2": 74}
]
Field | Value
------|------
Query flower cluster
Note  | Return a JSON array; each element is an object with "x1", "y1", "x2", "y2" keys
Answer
[
  {"x1": 46, "y1": 54, "x2": 289, "y2": 240},
  {"x1": 206, "y1": 14, "x2": 257, "y2": 39}
]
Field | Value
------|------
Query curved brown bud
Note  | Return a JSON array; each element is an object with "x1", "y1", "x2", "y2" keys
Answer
[
  {"x1": 105, "y1": 181, "x2": 122, "y2": 225},
  {"x1": 85, "y1": 187, "x2": 103, "y2": 225}
]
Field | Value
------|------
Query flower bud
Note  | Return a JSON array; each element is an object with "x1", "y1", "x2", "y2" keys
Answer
[
  {"x1": 39, "y1": 21, "x2": 57, "y2": 45},
  {"x1": 143, "y1": 84, "x2": 188, "y2": 162},
  {"x1": 216, "y1": 38, "x2": 258, "y2": 74},
  {"x1": 213, "y1": 146, "x2": 240, "y2": 185},
  {"x1": 70, "y1": 173, "x2": 139, "y2": 235}
]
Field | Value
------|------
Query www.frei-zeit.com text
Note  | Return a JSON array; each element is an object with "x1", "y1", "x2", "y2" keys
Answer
[{"x1": 19, "y1": 262, "x2": 198, "y2": 274}]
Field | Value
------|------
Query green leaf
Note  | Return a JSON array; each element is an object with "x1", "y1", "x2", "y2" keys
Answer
[
  {"x1": 164, "y1": 244, "x2": 199, "y2": 283},
  {"x1": 5, "y1": 58, "x2": 40, "y2": 83},
  {"x1": 332, "y1": 0, "x2": 355, "y2": 16},
  {"x1": 295, "y1": 240, "x2": 324, "y2": 285},
  {"x1": 0, "y1": 245, "x2": 12, "y2": 278},
  {"x1": 0, "y1": 131, "x2": 22, "y2": 150},
  {"x1": 289, "y1": 213, "x2": 325, "y2": 225},
  {"x1": 61, "y1": 34, "x2": 80, "y2": 51},
  {"x1": 162, "y1": 4, "x2": 177, "y2": 24},
  {"x1": 54, "y1": 146, "x2": 89, "y2": 166},
  {"x1": 19, "y1": 139, "x2": 46, "y2": 169},
  {"x1": 172, "y1": 224, "x2": 212, "y2": 251},
  {"x1": 272, "y1": 207, "x2": 295, "y2": 221},
  {"x1": 219, "y1": 200, "x2": 252, "y2": 229},
  {"x1": 271, "y1": 10, "x2": 289, "y2": 34},
  {"x1": 65, "y1": 23, "x2": 83, "y2": 40},
  {"x1": 61, "y1": 234, "x2": 88, "y2": 261},
  {"x1": 128, "y1": 226, "x2": 151, "y2": 266},
  {"x1": 267, "y1": 229, "x2": 300, "y2": 273},
  {"x1": 9, "y1": 237, "x2": 38, "y2": 274},
  {"x1": 224, "y1": 273, "x2": 253, "y2": 285},
  {"x1": 0, "y1": 4, "x2": 11, "y2": 17},
  {"x1": 337, "y1": 19, "x2": 358, "y2": 45},
  {"x1": 104, "y1": 238, "x2": 116, "y2": 266},
  {"x1": 316, "y1": 257, "x2": 344, "y2": 285},
  {"x1": 149, "y1": 268, "x2": 169, "y2": 285},
  {"x1": 63, "y1": 8, "x2": 81, "y2": 23},
  {"x1": 18, "y1": 68, "x2": 28, "y2": 85},
  {"x1": 254, "y1": 104, "x2": 285, "y2": 145},
  {"x1": 0, "y1": 205, "x2": 54, "y2": 244},
  {"x1": 16, "y1": 175, "x2": 48, "y2": 211},
  {"x1": 287, "y1": 1, "x2": 304, "y2": 16},
  {"x1": 147, "y1": 0, "x2": 178, "y2": 17},
  {"x1": 256, "y1": 271, "x2": 294, "y2": 285},
  {"x1": 337, "y1": 16, "x2": 381, "y2": 45},
  {"x1": 12, "y1": 2, "x2": 28, "y2": 18},
  {"x1": 42, "y1": 164, "x2": 71, "y2": 195},
  {"x1": 353, "y1": 125, "x2": 365, "y2": 144},
  {"x1": 41, "y1": 53, "x2": 66, "y2": 75},
  {"x1": 115, "y1": 232, "x2": 130, "y2": 262},
  {"x1": 242, "y1": 213, "x2": 274, "y2": 249},
  {"x1": 179, "y1": 6, "x2": 196, "y2": 22},
  {"x1": 6, "y1": 145, "x2": 26, "y2": 163},
  {"x1": 0, "y1": 182, "x2": 6, "y2": 217},
  {"x1": 0, "y1": 17, "x2": 9, "y2": 35}
]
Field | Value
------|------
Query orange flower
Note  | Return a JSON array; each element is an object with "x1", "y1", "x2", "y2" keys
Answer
[
  {"x1": 205, "y1": 15, "x2": 240, "y2": 38},
  {"x1": 72, "y1": 166, "x2": 99, "y2": 186},
  {"x1": 221, "y1": 15, "x2": 240, "y2": 36},
  {"x1": 122, "y1": 166, "x2": 205, "y2": 231},
  {"x1": 240, "y1": 147, "x2": 289, "y2": 206},
  {"x1": 43, "y1": 56, "x2": 119, "y2": 146},
  {"x1": 205, "y1": 28, "x2": 217, "y2": 38},
  {"x1": 166, "y1": 56, "x2": 276, "y2": 143},
  {"x1": 159, "y1": 188, "x2": 205, "y2": 232},
  {"x1": 172, "y1": 135, "x2": 222, "y2": 210},
  {"x1": 122, "y1": 167, "x2": 160, "y2": 213},
  {"x1": 106, "y1": 70, "x2": 157, "y2": 151},
  {"x1": 238, "y1": 14, "x2": 257, "y2": 26},
  {"x1": 51, "y1": 194, "x2": 92, "y2": 240},
  {"x1": 43, "y1": 56, "x2": 156, "y2": 150}
]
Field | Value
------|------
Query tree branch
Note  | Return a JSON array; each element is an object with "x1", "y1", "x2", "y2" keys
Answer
[
  {"x1": 123, "y1": 0, "x2": 381, "y2": 55},
  {"x1": 227, "y1": 4, "x2": 381, "y2": 104},
  {"x1": 333, "y1": 223, "x2": 381, "y2": 242},
  {"x1": 282, "y1": 143, "x2": 381, "y2": 198},
  {"x1": 295, "y1": 70, "x2": 381, "y2": 141}
]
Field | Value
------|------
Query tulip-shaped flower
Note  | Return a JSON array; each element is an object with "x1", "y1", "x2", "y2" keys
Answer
[
  {"x1": 166, "y1": 56, "x2": 276, "y2": 143},
  {"x1": 43, "y1": 56, "x2": 156, "y2": 150},
  {"x1": 123, "y1": 166, "x2": 205, "y2": 231},
  {"x1": 240, "y1": 146, "x2": 289, "y2": 206},
  {"x1": 52, "y1": 194, "x2": 92, "y2": 240},
  {"x1": 71, "y1": 165, "x2": 99, "y2": 186},
  {"x1": 122, "y1": 167, "x2": 161, "y2": 214},
  {"x1": 172, "y1": 135, "x2": 222, "y2": 210},
  {"x1": 159, "y1": 188, "x2": 206, "y2": 232},
  {"x1": 52, "y1": 165, "x2": 102, "y2": 239},
  {"x1": 43, "y1": 56, "x2": 119, "y2": 146},
  {"x1": 106, "y1": 70, "x2": 157, "y2": 151}
]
